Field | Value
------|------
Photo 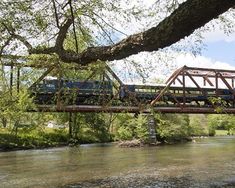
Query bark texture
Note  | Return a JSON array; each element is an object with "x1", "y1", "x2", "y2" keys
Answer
[{"x1": 30, "y1": 0, "x2": 235, "y2": 65}]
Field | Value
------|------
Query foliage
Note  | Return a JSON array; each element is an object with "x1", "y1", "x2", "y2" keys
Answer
[
  {"x1": 154, "y1": 114, "x2": 191, "y2": 143},
  {"x1": 0, "y1": 89, "x2": 36, "y2": 135},
  {"x1": 82, "y1": 113, "x2": 111, "y2": 142},
  {"x1": 208, "y1": 126, "x2": 216, "y2": 136},
  {"x1": 0, "y1": 129, "x2": 69, "y2": 151},
  {"x1": 115, "y1": 114, "x2": 149, "y2": 142},
  {"x1": 207, "y1": 114, "x2": 235, "y2": 136},
  {"x1": 215, "y1": 130, "x2": 235, "y2": 136},
  {"x1": 0, "y1": 111, "x2": 115, "y2": 150},
  {"x1": 0, "y1": 0, "x2": 146, "y2": 54},
  {"x1": 117, "y1": 126, "x2": 133, "y2": 140},
  {"x1": 208, "y1": 97, "x2": 228, "y2": 113},
  {"x1": 135, "y1": 115, "x2": 149, "y2": 142},
  {"x1": 114, "y1": 113, "x2": 221, "y2": 144},
  {"x1": 188, "y1": 115, "x2": 208, "y2": 136},
  {"x1": 1, "y1": 111, "x2": 235, "y2": 151}
]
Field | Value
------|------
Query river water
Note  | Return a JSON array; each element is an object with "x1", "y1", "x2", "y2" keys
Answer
[{"x1": 0, "y1": 136, "x2": 235, "y2": 188}]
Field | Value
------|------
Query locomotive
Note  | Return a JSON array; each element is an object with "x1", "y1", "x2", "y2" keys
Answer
[{"x1": 31, "y1": 79, "x2": 113, "y2": 105}]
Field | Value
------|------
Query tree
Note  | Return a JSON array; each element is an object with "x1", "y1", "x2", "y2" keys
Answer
[
  {"x1": 0, "y1": 0, "x2": 234, "y2": 65},
  {"x1": 115, "y1": 113, "x2": 149, "y2": 142},
  {"x1": 0, "y1": 63, "x2": 35, "y2": 132},
  {"x1": 208, "y1": 114, "x2": 235, "y2": 135},
  {"x1": 155, "y1": 114, "x2": 191, "y2": 143}
]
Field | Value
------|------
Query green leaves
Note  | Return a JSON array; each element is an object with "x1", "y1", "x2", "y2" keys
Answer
[
  {"x1": 116, "y1": 114, "x2": 148, "y2": 142},
  {"x1": 207, "y1": 114, "x2": 235, "y2": 136},
  {"x1": 208, "y1": 97, "x2": 228, "y2": 113},
  {"x1": 0, "y1": 89, "x2": 35, "y2": 121},
  {"x1": 35, "y1": 12, "x2": 48, "y2": 30}
]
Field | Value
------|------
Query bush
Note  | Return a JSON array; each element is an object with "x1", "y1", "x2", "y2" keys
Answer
[
  {"x1": 115, "y1": 114, "x2": 149, "y2": 142},
  {"x1": 208, "y1": 127, "x2": 216, "y2": 136},
  {"x1": 117, "y1": 126, "x2": 133, "y2": 140}
]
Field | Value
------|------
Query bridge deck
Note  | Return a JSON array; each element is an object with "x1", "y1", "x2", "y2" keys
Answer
[{"x1": 36, "y1": 105, "x2": 235, "y2": 114}]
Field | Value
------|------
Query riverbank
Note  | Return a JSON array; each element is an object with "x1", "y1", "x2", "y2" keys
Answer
[
  {"x1": 0, "y1": 133, "x2": 68, "y2": 152},
  {"x1": 1, "y1": 130, "x2": 233, "y2": 152},
  {"x1": 0, "y1": 135, "x2": 190, "y2": 152},
  {"x1": 0, "y1": 133, "x2": 212, "y2": 151},
  {"x1": 0, "y1": 132, "x2": 112, "y2": 152}
]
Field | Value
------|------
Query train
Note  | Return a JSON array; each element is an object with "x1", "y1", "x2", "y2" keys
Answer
[
  {"x1": 31, "y1": 79, "x2": 113, "y2": 105},
  {"x1": 30, "y1": 78, "x2": 234, "y2": 106},
  {"x1": 119, "y1": 84, "x2": 234, "y2": 105}
]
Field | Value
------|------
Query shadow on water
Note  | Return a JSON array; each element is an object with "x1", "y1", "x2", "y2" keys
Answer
[{"x1": 64, "y1": 175, "x2": 235, "y2": 188}]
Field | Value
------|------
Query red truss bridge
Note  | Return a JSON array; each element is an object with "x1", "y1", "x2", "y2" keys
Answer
[
  {"x1": 34, "y1": 66, "x2": 235, "y2": 114},
  {"x1": 1, "y1": 56, "x2": 235, "y2": 114}
]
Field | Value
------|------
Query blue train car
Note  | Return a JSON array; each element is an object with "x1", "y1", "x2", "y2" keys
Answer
[{"x1": 31, "y1": 79, "x2": 113, "y2": 105}]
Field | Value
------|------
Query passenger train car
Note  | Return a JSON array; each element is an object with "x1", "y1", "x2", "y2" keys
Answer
[{"x1": 119, "y1": 84, "x2": 234, "y2": 105}]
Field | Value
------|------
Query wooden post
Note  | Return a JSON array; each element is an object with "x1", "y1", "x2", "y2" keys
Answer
[
  {"x1": 69, "y1": 112, "x2": 72, "y2": 138},
  {"x1": 17, "y1": 67, "x2": 20, "y2": 93},
  {"x1": 72, "y1": 113, "x2": 78, "y2": 137},
  {"x1": 10, "y1": 65, "x2": 13, "y2": 95},
  {"x1": 57, "y1": 69, "x2": 62, "y2": 107}
]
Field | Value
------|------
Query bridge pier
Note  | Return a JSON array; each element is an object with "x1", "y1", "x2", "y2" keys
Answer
[{"x1": 147, "y1": 115, "x2": 157, "y2": 144}]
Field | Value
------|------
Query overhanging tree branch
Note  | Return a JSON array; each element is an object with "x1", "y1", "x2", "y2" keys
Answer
[
  {"x1": 26, "y1": 0, "x2": 235, "y2": 65},
  {"x1": 69, "y1": 0, "x2": 79, "y2": 53},
  {"x1": 52, "y1": 0, "x2": 60, "y2": 28},
  {"x1": 1, "y1": 21, "x2": 33, "y2": 51},
  {"x1": 11, "y1": 33, "x2": 33, "y2": 50},
  {"x1": 0, "y1": 36, "x2": 13, "y2": 55},
  {"x1": 55, "y1": 18, "x2": 73, "y2": 50}
]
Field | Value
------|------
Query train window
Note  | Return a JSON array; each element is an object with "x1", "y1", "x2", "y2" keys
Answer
[{"x1": 45, "y1": 84, "x2": 56, "y2": 89}]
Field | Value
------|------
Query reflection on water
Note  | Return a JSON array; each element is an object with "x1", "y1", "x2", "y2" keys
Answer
[{"x1": 0, "y1": 136, "x2": 235, "y2": 188}]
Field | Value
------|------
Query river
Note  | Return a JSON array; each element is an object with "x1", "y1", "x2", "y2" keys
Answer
[{"x1": 0, "y1": 136, "x2": 235, "y2": 188}]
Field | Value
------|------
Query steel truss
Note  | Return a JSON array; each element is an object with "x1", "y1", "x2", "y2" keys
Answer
[{"x1": 2, "y1": 55, "x2": 235, "y2": 114}]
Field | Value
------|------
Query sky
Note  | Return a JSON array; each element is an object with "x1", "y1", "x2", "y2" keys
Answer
[
  {"x1": 112, "y1": 29, "x2": 235, "y2": 84},
  {"x1": 184, "y1": 29, "x2": 235, "y2": 68},
  {"x1": 203, "y1": 41, "x2": 235, "y2": 65},
  {"x1": 201, "y1": 34, "x2": 235, "y2": 66},
  {"x1": 175, "y1": 34, "x2": 235, "y2": 70}
]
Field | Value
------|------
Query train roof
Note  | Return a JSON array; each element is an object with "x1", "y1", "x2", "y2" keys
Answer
[{"x1": 123, "y1": 83, "x2": 232, "y2": 90}]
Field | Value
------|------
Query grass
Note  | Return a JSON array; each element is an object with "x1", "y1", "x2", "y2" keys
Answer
[
  {"x1": 215, "y1": 130, "x2": 234, "y2": 136},
  {"x1": 0, "y1": 126, "x2": 112, "y2": 151},
  {"x1": 0, "y1": 127, "x2": 70, "y2": 151}
]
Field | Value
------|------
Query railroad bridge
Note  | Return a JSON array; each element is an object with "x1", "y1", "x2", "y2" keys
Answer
[{"x1": 1, "y1": 56, "x2": 235, "y2": 114}]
